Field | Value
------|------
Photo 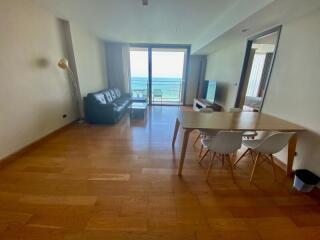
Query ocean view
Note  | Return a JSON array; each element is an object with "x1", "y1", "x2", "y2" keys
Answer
[{"x1": 131, "y1": 77, "x2": 183, "y2": 101}]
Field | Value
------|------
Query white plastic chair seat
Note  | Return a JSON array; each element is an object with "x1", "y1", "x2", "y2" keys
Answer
[
  {"x1": 203, "y1": 131, "x2": 243, "y2": 154},
  {"x1": 200, "y1": 129, "x2": 219, "y2": 136},
  {"x1": 201, "y1": 136, "x2": 216, "y2": 148},
  {"x1": 243, "y1": 131, "x2": 258, "y2": 138},
  {"x1": 242, "y1": 139, "x2": 264, "y2": 149},
  {"x1": 251, "y1": 132, "x2": 295, "y2": 154},
  {"x1": 234, "y1": 132, "x2": 296, "y2": 182},
  {"x1": 200, "y1": 131, "x2": 243, "y2": 181}
]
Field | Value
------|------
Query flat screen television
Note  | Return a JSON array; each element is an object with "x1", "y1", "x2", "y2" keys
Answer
[{"x1": 204, "y1": 80, "x2": 217, "y2": 103}]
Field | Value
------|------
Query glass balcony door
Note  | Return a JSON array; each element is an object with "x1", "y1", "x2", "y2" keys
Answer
[
  {"x1": 151, "y1": 48, "x2": 186, "y2": 105},
  {"x1": 129, "y1": 47, "x2": 149, "y2": 100},
  {"x1": 129, "y1": 46, "x2": 188, "y2": 105}
]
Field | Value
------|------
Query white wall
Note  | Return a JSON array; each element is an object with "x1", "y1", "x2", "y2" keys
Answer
[
  {"x1": 0, "y1": 0, "x2": 77, "y2": 159},
  {"x1": 205, "y1": 40, "x2": 246, "y2": 109},
  {"x1": 263, "y1": 10, "x2": 320, "y2": 175},
  {"x1": 69, "y1": 23, "x2": 108, "y2": 96},
  {"x1": 205, "y1": 9, "x2": 320, "y2": 175}
]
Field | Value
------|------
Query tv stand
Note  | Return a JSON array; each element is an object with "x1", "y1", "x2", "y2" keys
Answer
[{"x1": 193, "y1": 98, "x2": 223, "y2": 112}]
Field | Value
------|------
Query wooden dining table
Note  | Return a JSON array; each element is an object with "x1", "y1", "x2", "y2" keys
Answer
[{"x1": 172, "y1": 111, "x2": 305, "y2": 177}]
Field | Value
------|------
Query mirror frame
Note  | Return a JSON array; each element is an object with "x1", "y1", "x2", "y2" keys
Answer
[{"x1": 234, "y1": 25, "x2": 282, "y2": 111}]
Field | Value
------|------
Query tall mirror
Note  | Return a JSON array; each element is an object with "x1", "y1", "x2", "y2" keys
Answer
[{"x1": 235, "y1": 26, "x2": 281, "y2": 111}]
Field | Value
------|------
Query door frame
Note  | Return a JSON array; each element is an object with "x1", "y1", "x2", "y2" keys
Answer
[
  {"x1": 234, "y1": 25, "x2": 282, "y2": 110},
  {"x1": 129, "y1": 44, "x2": 191, "y2": 106}
]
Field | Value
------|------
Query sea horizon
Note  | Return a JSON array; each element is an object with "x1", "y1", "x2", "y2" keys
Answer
[{"x1": 131, "y1": 76, "x2": 182, "y2": 101}]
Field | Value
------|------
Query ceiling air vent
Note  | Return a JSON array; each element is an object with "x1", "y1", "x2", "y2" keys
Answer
[{"x1": 142, "y1": 0, "x2": 148, "y2": 7}]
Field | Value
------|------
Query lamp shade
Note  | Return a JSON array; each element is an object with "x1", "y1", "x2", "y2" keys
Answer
[{"x1": 58, "y1": 58, "x2": 69, "y2": 70}]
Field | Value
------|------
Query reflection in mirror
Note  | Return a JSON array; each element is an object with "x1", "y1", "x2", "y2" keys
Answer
[{"x1": 236, "y1": 26, "x2": 281, "y2": 112}]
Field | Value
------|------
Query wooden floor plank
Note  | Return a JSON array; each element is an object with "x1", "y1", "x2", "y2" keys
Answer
[
  {"x1": 19, "y1": 195, "x2": 97, "y2": 206},
  {"x1": 0, "y1": 106, "x2": 318, "y2": 239}
]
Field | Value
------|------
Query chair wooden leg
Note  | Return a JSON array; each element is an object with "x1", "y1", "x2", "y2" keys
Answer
[
  {"x1": 233, "y1": 148, "x2": 250, "y2": 167},
  {"x1": 193, "y1": 133, "x2": 201, "y2": 146},
  {"x1": 269, "y1": 154, "x2": 277, "y2": 181},
  {"x1": 250, "y1": 153, "x2": 260, "y2": 183},
  {"x1": 233, "y1": 150, "x2": 238, "y2": 161},
  {"x1": 249, "y1": 149, "x2": 255, "y2": 162},
  {"x1": 199, "y1": 149, "x2": 209, "y2": 164},
  {"x1": 206, "y1": 152, "x2": 216, "y2": 181},
  {"x1": 257, "y1": 154, "x2": 270, "y2": 167},
  {"x1": 199, "y1": 144, "x2": 204, "y2": 158},
  {"x1": 226, "y1": 154, "x2": 235, "y2": 182},
  {"x1": 221, "y1": 154, "x2": 225, "y2": 167}
]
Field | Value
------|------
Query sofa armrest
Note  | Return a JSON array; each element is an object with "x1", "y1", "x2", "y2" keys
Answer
[{"x1": 122, "y1": 92, "x2": 132, "y2": 98}]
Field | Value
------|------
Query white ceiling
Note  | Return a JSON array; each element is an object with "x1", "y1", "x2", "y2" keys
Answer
[
  {"x1": 33, "y1": 0, "x2": 237, "y2": 44},
  {"x1": 33, "y1": 0, "x2": 319, "y2": 55},
  {"x1": 193, "y1": 0, "x2": 320, "y2": 54}
]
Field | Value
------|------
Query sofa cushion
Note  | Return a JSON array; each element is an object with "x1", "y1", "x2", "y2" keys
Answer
[
  {"x1": 130, "y1": 96, "x2": 148, "y2": 103},
  {"x1": 109, "y1": 89, "x2": 117, "y2": 100},
  {"x1": 114, "y1": 88, "x2": 121, "y2": 98},
  {"x1": 104, "y1": 90, "x2": 113, "y2": 103},
  {"x1": 115, "y1": 104, "x2": 126, "y2": 113},
  {"x1": 114, "y1": 99, "x2": 130, "y2": 108},
  {"x1": 90, "y1": 92, "x2": 107, "y2": 104}
]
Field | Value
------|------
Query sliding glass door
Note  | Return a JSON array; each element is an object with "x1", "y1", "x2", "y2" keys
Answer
[
  {"x1": 129, "y1": 48, "x2": 149, "y2": 99},
  {"x1": 151, "y1": 48, "x2": 186, "y2": 104},
  {"x1": 129, "y1": 46, "x2": 188, "y2": 105}
]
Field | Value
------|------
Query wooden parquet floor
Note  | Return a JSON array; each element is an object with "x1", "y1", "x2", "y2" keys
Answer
[{"x1": 0, "y1": 106, "x2": 319, "y2": 239}]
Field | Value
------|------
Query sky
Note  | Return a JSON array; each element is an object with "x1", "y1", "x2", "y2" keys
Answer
[{"x1": 130, "y1": 50, "x2": 185, "y2": 78}]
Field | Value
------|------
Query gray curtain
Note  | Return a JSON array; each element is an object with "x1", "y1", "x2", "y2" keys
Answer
[
  {"x1": 122, "y1": 44, "x2": 131, "y2": 93},
  {"x1": 196, "y1": 56, "x2": 207, "y2": 99},
  {"x1": 105, "y1": 42, "x2": 131, "y2": 93}
]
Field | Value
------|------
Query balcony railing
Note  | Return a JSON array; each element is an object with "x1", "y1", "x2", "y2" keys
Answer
[{"x1": 131, "y1": 78, "x2": 183, "y2": 102}]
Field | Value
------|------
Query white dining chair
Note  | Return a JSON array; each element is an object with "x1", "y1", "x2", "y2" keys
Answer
[
  {"x1": 234, "y1": 132, "x2": 296, "y2": 182},
  {"x1": 229, "y1": 108, "x2": 258, "y2": 139},
  {"x1": 193, "y1": 108, "x2": 219, "y2": 157},
  {"x1": 200, "y1": 131, "x2": 243, "y2": 181}
]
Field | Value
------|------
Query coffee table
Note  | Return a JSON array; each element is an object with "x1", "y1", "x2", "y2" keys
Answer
[{"x1": 129, "y1": 102, "x2": 148, "y2": 120}]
